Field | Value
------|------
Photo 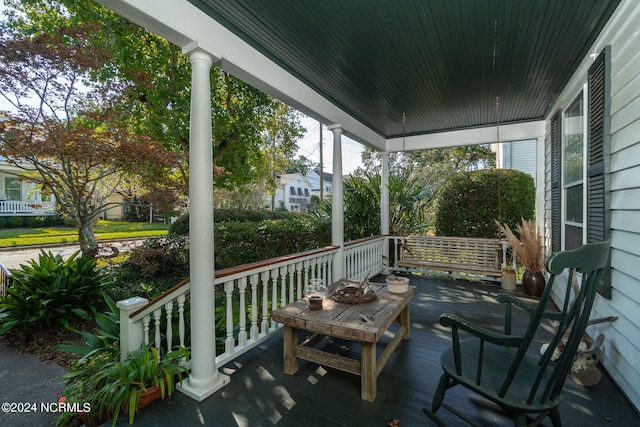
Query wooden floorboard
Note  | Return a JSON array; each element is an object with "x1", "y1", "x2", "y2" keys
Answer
[{"x1": 108, "y1": 275, "x2": 640, "y2": 427}]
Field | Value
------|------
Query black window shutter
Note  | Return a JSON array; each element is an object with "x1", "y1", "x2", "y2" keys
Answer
[
  {"x1": 550, "y1": 111, "x2": 562, "y2": 254},
  {"x1": 587, "y1": 45, "x2": 612, "y2": 299}
]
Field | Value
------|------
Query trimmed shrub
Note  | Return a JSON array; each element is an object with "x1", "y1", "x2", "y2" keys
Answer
[
  {"x1": 25, "y1": 216, "x2": 45, "y2": 228},
  {"x1": 169, "y1": 209, "x2": 296, "y2": 236},
  {"x1": 43, "y1": 215, "x2": 64, "y2": 226},
  {"x1": 7, "y1": 216, "x2": 24, "y2": 228},
  {"x1": 434, "y1": 169, "x2": 535, "y2": 238},
  {"x1": 214, "y1": 216, "x2": 331, "y2": 269},
  {"x1": 0, "y1": 217, "x2": 6, "y2": 228}
]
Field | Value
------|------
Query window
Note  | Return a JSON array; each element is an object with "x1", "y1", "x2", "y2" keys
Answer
[
  {"x1": 563, "y1": 93, "x2": 584, "y2": 250},
  {"x1": 304, "y1": 189, "x2": 310, "y2": 196},
  {"x1": 297, "y1": 187, "x2": 303, "y2": 196},
  {"x1": 4, "y1": 177, "x2": 21, "y2": 201},
  {"x1": 549, "y1": 45, "x2": 611, "y2": 298},
  {"x1": 289, "y1": 186, "x2": 296, "y2": 195}
]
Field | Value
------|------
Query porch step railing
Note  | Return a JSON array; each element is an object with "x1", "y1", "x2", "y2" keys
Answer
[
  {"x1": 0, "y1": 261, "x2": 12, "y2": 298},
  {"x1": 118, "y1": 235, "x2": 387, "y2": 368}
]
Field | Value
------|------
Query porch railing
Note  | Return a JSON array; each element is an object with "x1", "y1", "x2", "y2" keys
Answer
[
  {"x1": 0, "y1": 200, "x2": 56, "y2": 215},
  {"x1": 0, "y1": 261, "x2": 12, "y2": 298},
  {"x1": 117, "y1": 236, "x2": 387, "y2": 367}
]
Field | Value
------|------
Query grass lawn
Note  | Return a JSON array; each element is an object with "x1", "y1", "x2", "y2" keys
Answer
[{"x1": 0, "y1": 220, "x2": 169, "y2": 248}]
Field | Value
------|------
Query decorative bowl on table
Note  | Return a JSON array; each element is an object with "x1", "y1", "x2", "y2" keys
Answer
[
  {"x1": 385, "y1": 275, "x2": 410, "y2": 293},
  {"x1": 331, "y1": 282, "x2": 377, "y2": 304}
]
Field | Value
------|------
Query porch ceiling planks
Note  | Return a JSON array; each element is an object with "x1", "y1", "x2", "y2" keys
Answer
[{"x1": 187, "y1": 0, "x2": 621, "y2": 139}]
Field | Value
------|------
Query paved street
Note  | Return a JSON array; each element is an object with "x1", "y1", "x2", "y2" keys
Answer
[{"x1": 0, "y1": 240, "x2": 144, "y2": 270}]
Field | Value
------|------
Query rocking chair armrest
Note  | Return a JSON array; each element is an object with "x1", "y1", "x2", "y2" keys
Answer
[
  {"x1": 439, "y1": 313, "x2": 523, "y2": 347},
  {"x1": 495, "y1": 293, "x2": 564, "y2": 321}
]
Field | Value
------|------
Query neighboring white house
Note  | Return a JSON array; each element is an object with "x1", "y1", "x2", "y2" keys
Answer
[
  {"x1": 305, "y1": 169, "x2": 333, "y2": 199},
  {"x1": 0, "y1": 158, "x2": 56, "y2": 217},
  {"x1": 493, "y1": 139, "x2": 538, "y2": 186},
  {"x1": 271, "y1": 173, "x2": 313, "y2": 212}
]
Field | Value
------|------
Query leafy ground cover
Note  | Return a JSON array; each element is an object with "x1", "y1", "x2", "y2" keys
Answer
[{"x1": 0, "y1": 220, "x2": 168, "y2": 248}]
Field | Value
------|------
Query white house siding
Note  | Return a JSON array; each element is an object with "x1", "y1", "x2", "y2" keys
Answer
[
  {"x1": 500, "y1": 140, "x2": 538, "y2": 186},
  {"x1": 544, "y1": 0, "x2": 640, "y2": 411}
]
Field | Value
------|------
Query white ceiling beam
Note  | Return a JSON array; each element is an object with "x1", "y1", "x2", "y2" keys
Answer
[{"x1": 385, "y1": 121, "x2": 546, "y2": 151}]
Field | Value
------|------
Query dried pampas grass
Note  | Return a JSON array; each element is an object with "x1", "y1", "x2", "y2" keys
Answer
[{"x1": 498, "y1": 219, "x2": 544, "y2": 272}]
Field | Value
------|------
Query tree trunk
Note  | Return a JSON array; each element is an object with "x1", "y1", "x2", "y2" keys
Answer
[{"x1": 78, "y1": 220, "x2": 98, "y2": 259}]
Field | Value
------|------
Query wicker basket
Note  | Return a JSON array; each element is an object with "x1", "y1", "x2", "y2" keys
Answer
[{"x1": 331, "y1": 285, "x2": 377, "y2": 304}]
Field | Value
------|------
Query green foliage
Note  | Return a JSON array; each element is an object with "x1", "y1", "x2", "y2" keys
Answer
[
  {"x1": 120, "y1": 235, "x2": 189, "y2": 279},
  {"x1": 43, "y1": 214, "x2": 63, "y2": 226},
  {"x1": 214, "y1": 216, "x2": 331, "y2": 269},
  {"x1": 7, "y1": 216, "x2": 24, "y2": 228},
  {"x1": 59, "y1": 345, "x2": 188, "y2": 426},
  {"x1": 0, "y1": 251, "x2": 107, "y2": 335},
  {"x1": 434, "y1": 169, "x2": 535, "y2": 238},
  {"x1": 168, "y1": 209, "x2": 295, "y2": 236},
  {"x1": 24, "y1": 216, "x2": 45, "y2": 227},
  {"x1": 0, "y1": 218, "x2": 6, "y2": 228},
  {"x1": 314, "y1": 169, "x2": 431, "y2": 240},
  {"x1": 54, "y1": 294, "x2": 121, "y2": 364}
]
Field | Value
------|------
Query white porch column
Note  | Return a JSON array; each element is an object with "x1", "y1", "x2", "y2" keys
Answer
[
  {"x1": 179, "y1": 47, "x2": 229, "y2": 401},
  {"x1": 328, "y1": 124, "x2": 344, "y2": 280},
  {"x1": 379, "y1": 152, "x2": 390, "y2": 272}
]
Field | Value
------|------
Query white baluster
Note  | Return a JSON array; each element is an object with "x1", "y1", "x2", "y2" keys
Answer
[
  {"x1": 153, "y1": 308, "x2": 162, "y2": 350},
  {"x1": 165, "y1": 301, "x2": 174, "y2": 351},
  {"x1": 177, "y1": 293, "x2": 186, "y2": 349},
  {"x1": 279, "y1": 267, "x2": 286, "y2": 307},
  {"x1": 271, "y1": 268, "x2": 279, "y2": 330},
  {"x1": 287, "y1": 264, "x2": 295, "y2": 304},
  {"x1": 143, "y1": 315, "x2": 150, "y2": 346},
  {"x1": 295, "y1": 262, "x2": 303, "y2": 299},
  {"x1": 261, "y1": 271, "x2": 269, "y2": 334},
  {"x1": 238, "y1": 277, "x2": 247, "y2": 347},
  {"x1": 224, "y1": 280, "x2": 235, "y2": 354},
  {"x1": 250, "y1": 274, "x2": 259, "y2": 341}
]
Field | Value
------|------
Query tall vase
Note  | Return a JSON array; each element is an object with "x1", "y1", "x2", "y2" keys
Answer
[{"x1": 522, "y1": 270, "x2": 545, "y2": 297}]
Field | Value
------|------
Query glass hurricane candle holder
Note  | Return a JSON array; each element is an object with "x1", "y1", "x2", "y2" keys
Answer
[{"x1": 305, "y1": 278, "x2": 326, "y2": 310}]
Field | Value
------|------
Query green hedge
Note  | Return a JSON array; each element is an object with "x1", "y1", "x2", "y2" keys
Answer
[
  {"x1": 111, "y1": 215, "x2": 332, "y2": 299},
  {"x1": 169, "y1": 209, "x2": 296, "y2": 236},
  {"x1": 214, "y1": 216, "x2": 331, "y2": 269},
  {"x1": 435, "y1": 169, "x2": 535, "y2": 238}
]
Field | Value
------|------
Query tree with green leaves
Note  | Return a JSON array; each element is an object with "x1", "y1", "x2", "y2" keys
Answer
[
  {"x1": 0, "y1": 23, "x2": 178, "y2": 258},
  {"x1": 2, "y1": 0, "x2": 305, "y2": 191}
]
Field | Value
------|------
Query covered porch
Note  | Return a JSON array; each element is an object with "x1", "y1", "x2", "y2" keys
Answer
[
  {"x1": 111, "y1": 274, "x2": 639, "y2": 426},
  {"x1": 97, "y1": 0, "x2": 640, "y2": 420}
]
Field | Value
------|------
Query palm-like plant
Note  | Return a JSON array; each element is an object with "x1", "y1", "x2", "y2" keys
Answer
[{"x1": 312, "y1": 168, "x2": 431, "y2": 240}]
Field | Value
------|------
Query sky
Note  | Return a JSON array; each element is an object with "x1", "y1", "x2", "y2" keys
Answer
[{"x1": 296, "y1": 115, "x2": 364, "y2": 176}]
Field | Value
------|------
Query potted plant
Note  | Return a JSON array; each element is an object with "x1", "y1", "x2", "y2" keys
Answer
[
  {"x1": 71, "y1": 346, "x2": 188, "y2": 426},
  {"x1": 498, "y1": 219, "x2": 545, "y2": 297}
]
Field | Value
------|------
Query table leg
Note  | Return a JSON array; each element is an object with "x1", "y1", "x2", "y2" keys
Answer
[
  {"x1": 283, "y1": 325, "x2": 298, "y2": 375},
  {"x1": 361, "y1": 341, "x2": 377, "y2": 402},
  {"x1": 400, "y1": 305, "x2": 411, "y2": 339},
  {"x1": 283, "y1": 325, "x2": 298, "y2": 374}
]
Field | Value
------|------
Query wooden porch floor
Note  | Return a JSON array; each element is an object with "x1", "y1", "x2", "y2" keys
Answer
[{"x1": 109, "y1": 275, "x2": 639, "y2": 426}]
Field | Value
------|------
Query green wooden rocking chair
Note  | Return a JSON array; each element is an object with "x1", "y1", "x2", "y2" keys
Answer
[{"x1": 423, "y1": 241, "x2": 611, "y2": 427}]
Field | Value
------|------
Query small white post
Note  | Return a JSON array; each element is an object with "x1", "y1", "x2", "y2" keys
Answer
[{"x1": 117, "y1": 296, "x2": 149, "y2": 361}]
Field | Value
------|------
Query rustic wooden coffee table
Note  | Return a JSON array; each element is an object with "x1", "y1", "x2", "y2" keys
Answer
[{"x1": 271, "y1": 282, "x2": 416, "y2": 402}]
